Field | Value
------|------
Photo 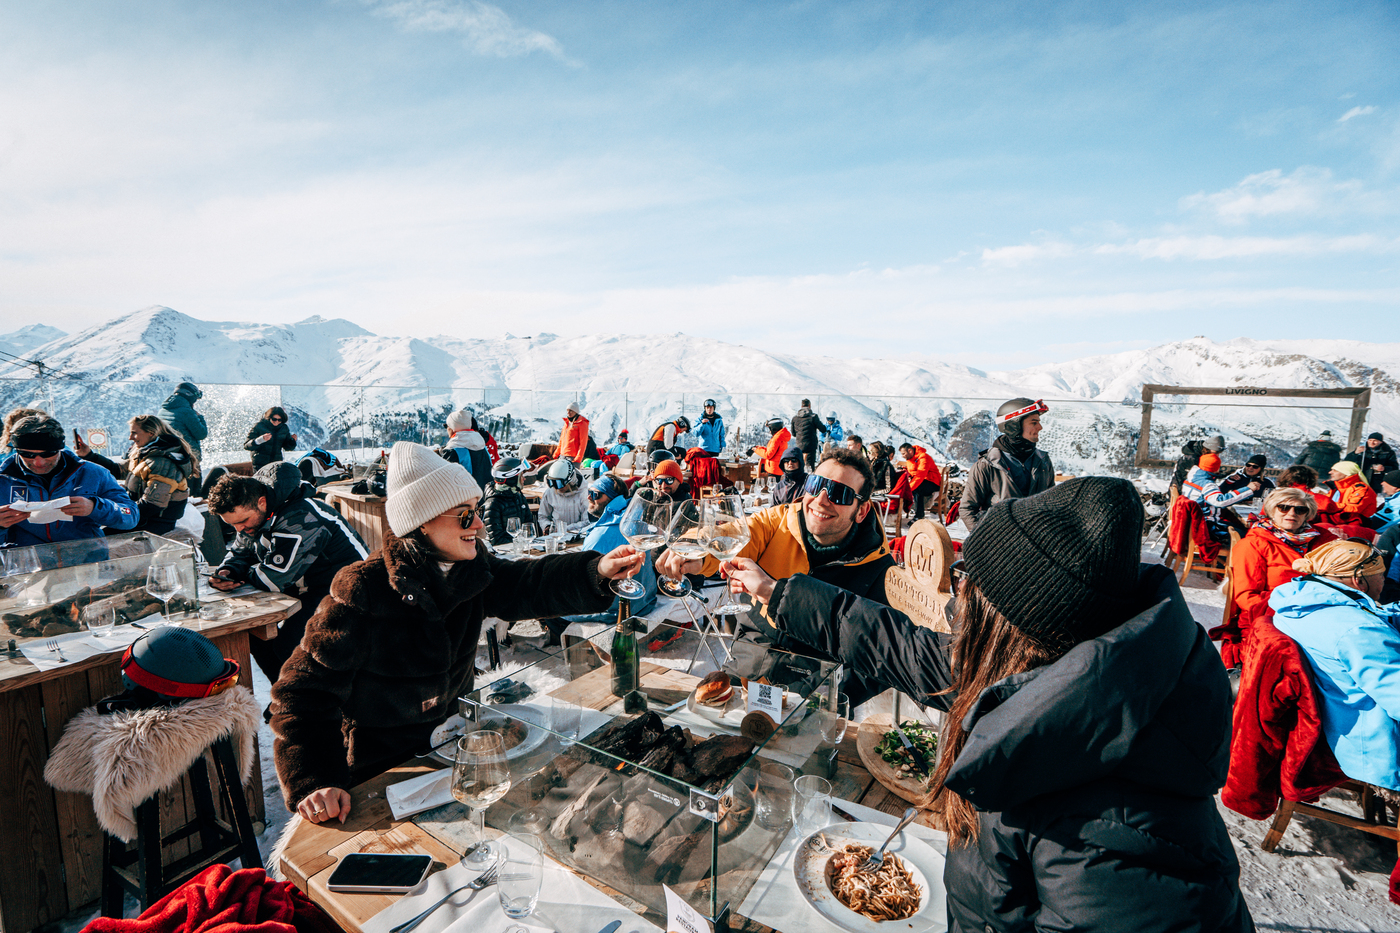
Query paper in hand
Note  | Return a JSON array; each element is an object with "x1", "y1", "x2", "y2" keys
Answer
[{"x1": 9, "y1": 497, "x2": 73, "y2": 524}]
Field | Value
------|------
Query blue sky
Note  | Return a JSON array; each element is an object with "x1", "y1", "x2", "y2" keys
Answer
[{"x1": 1, "y1": 0, "x2": 1397, "y2": 367}]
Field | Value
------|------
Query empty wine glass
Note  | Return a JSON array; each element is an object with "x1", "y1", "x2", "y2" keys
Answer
[
  {"x1": 1, "y1": 548, "x2": 42, "y2": 606},
  {"x1": 611, "y1": 492, "x2": 671, "y2": 599},
  {"x1": 84, "y1": 603, "x2": 117, "y2": 639},
  {"x1": 452, "y1": 731, "x2": 512, "y2": 865},
  {"x1": 517, "y1": 522, "x2": 540, "y2": 556},
  {"x1": 658, "y1": 499, "x2": 705, "y2": 598},
  {"x1": 146, "y1": 564, "x2": 181, "y2": 623},
  {"x1": 700, "y1": 495, "x2": 751, "y2": 615},
  {"x1": 504, "y1": 517, "x2": 522, "y2": 556}
]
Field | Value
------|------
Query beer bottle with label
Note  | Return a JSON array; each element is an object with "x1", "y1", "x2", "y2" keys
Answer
[{"x1": 611, "y1": 600, "x2": 639, "y2": 699}]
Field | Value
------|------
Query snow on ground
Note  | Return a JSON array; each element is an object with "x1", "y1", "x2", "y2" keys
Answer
[{"x1": 44, "y1": 541, "x2": 1400, "y2": 931}]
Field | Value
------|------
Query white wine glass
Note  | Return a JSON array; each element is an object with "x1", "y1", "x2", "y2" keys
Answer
[
  {"x1": 146, "y1": 564, "x2": 181, "y2": 623},
  {"x1": 452, "y1": 730, "x2": 512, "y2": 865},
  {"x1": 700, "y1": 495, "x2": 751, "y2": 615},
  {"x1": 658, "y1": 498, "x2": 706, "y2": 598},
  {"x1": 612, "y1": 492, "x2": 671, "y2": 599},
  {"x1": 504, "y1": 517, "x2": 522, "y2": 556}
]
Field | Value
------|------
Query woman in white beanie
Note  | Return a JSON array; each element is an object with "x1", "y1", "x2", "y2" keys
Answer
[{"x1": 270, "y1": 441, "x2": 642, "y2": 825}]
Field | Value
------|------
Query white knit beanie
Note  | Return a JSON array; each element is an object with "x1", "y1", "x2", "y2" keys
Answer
[
  {"x1": 385, "y1": 441, "x2": 483, "y2": 537},
  {"x1": 446, "y1": 408, "x2": 473, "y2": 431}
]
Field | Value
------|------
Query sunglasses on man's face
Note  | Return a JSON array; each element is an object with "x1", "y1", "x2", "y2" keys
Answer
[
  {"x1": 14, "y1": 449, "x2": 61, "y2": 461},
  {"x1": 447, "y1": 504, "x2": 481, "y2": 528},
  {"x1": 656, "y1": 477, "x2": 678, "y2": 487},
  {"x1": 802, "y1": 473, "x2": 864, "y2": 506}
]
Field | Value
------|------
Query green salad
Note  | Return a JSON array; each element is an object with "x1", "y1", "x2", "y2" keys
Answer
[{"x1": 875, "y1": 720, "x2": 938, "y2": 778}]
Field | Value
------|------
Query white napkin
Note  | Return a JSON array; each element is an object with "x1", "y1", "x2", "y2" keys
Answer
[
  {"x1": 10, "y1": 496, "x2": 73, "y2": 524},
  {"x1": 18, "y1": 628, "x2": 106, "y2": 670},
  {"x1": 387, "y1": 769, "x2": 454, "y2": 821},
  {"x1": 737, "y1": 796, "x2": 948, "y2": 933}
]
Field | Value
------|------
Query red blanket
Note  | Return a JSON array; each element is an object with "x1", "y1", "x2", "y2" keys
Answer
[
  {"x1": 83, "y1": 865, "x2": 342, "y2": 933},
  {"x1": 1167, "y1": 496, "x2": 1220, "y2": 565},
  {"x1": 684, "y1": 449, "x2": 726, "y2": 494}
]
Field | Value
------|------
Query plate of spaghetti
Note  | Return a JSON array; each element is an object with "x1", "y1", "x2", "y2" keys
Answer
[{"x1": 793, "y1": 821, "x2": 946, "y2": 933}]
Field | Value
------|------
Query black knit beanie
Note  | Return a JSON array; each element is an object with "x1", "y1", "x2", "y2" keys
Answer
[{"x1": 962, "y1": 476, "x2": 1145, "y2": 652}]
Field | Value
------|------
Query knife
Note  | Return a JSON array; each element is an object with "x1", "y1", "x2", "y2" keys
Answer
[
  {"x1": 831, "y1": 803, "x2": 862, "y2": 823},
  {"x1": 892, "y1": 722, "x2": 931, "y2": 775},
  {"x1": 596, "y1": 922, "x2": 622, "y2": 933}
]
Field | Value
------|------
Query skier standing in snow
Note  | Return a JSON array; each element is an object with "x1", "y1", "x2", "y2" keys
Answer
[{"x1": 960, "y1": 397, "x2": 1054, "y2": 532}]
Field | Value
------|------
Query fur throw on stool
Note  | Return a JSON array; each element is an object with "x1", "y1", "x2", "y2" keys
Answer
[{"x1": 44, "y1": 686, "x2": 261, "y2": 842}]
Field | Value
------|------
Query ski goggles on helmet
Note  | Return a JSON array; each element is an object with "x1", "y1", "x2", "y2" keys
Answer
[
  {"x1": 120, "y1": 649, "x2": 241, "y2": 699},
  {"x1": 802, "y1": 473, "x2": 866, "y2": 505},
  {"x1": 995, "y1": 399, "x2": 1049, "y2": 425},
  {"x1": 546, "y1": 475, "x2": 572, "y2": 489}
]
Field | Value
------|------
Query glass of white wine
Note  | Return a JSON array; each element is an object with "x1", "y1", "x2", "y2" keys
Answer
[
  {"x1": 700, "y1": 495, "x2": 751, "y2": 615},
  {"x1": 452, "y1": 730, "x2": 512, "y2": 865},
  {"x1": 611, "y1": 492, "x2": 671, "y2": 599},
  {"x1": 658, "y1": 499, "x2": 706, "y2": 598}
]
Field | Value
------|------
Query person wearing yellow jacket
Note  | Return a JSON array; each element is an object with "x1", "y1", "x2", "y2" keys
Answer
[{"x1": 657, "y1": 448, "x2": 894, "y2": 703}]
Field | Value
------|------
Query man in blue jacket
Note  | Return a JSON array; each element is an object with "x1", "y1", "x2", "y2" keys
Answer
[
  {"x1": 0, "y1": 414, "x2": 139, "y2": 546},
  {"x1": 694, "y1": 399, "x2": 725, "y2": 455}
]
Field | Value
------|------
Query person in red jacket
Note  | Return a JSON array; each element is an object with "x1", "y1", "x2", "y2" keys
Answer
[
  {"x1": 1221, "y1": 486, "x2": 1334, "y2": 668},
  {"x1": 750, "y1": 417, "x2": 792, "y2": 482},
  {"x1": 896, "y1": 442, "x2": 942, "y2": 521},
  {"x1": 557, "y1": 402, "x2": 590, "y2": 462},
  {"x1": 1328, "y1": 460, "x2": 1378, "y2": 522}
]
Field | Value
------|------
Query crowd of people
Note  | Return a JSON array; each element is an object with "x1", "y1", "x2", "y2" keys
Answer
[{"x1": 8, "y1": 383, "x2": 1400, "y2": 931}]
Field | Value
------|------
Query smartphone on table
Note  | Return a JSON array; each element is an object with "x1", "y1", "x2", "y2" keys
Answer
[{"x1": 326, "y1": 852, "x2": 434, "y2": 893}]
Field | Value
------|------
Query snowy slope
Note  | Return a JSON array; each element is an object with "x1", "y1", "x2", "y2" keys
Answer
[
  {"x1": 0, "y1": 323, "x2": 67, "y2": 361},
  {"x1": 0, "y1": 307, "x2": 1395, "y2": 471}
]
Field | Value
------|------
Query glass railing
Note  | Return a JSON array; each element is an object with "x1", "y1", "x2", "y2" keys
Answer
[{"x1": 0, "y1": 376, "x2": 1369, "y2": 477}]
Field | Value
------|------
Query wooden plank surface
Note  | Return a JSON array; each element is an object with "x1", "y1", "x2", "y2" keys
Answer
[{"x1": 0, "y1": 684, "x2": 68, "y2": 932}]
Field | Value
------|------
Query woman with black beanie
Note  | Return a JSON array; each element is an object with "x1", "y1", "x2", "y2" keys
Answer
[
  {"x1": 958, "y1": 397, "x2": 1054, "y2": 531},
  {"x1": 723, "y1": 476, "x2": 1252, "y2": 933}
]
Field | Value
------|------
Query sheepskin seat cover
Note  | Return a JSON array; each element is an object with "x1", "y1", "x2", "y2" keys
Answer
[{"x1": 44, "y1": 686, "x2": 261, "y2": 842}]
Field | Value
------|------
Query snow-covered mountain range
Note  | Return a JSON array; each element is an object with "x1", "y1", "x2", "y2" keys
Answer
[{"x1": 1, "y1": 305, "x2": 1395, "y2": 474}]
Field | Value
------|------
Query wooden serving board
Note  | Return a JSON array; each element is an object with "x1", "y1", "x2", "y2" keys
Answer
[{"x1": 856, "y1": 714, "x2": 935, "y2": 807}]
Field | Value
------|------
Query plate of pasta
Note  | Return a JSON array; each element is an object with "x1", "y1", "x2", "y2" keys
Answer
[{"x1": 793, "y1": 821, "x2": 946, "y2": 933}]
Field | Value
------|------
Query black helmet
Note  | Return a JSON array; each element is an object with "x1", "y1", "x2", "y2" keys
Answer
[
  {"x1": 703, "y1": 398, "x2": 716, "y2": 408},
  {"x1": 120, "y1": 628, "x2": 239, "y2": 699},
  {"x1": 675, "y1": 416, "x2": 691, "y2": 433},
  {"x1": 765, "y1": 417, "x2": 785, "y2": 434},
  {"x1": 648, "y1": 448, "x2": 676, "y2": 467},
  {"x1": 176, "y1": 381, "x2": 202, "y2": 401},
  {"x1": 995, "y1": 397, "x2": 1049, "y2": 437},
  {"x1": 492, "y1": 457, "x2": 530, "y2": 482}
]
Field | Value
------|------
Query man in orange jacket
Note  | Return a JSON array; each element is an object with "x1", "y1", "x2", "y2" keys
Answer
[
  {"x1": 557, "y1": 402, "x2": 590, "y2": 462},
  {"x1": 897, "y1": 442, "x2": 942, "y2": 521},
  {"x1": 749, "y1": 417, "x2": 792, "y2": 480}
]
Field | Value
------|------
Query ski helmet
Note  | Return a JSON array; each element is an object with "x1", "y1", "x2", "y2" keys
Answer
[
  {"x1": 703, "y1": 398, "x2": 716, "y2": 408},
  {"x1": 648, "y1": 447, "x2": 676, "y2": 467},
  {"x1": 545, "y1": 457, "x2": 579, "y2": 490},
  {"x1": 491, "y1": 457, "x2": 531, "y2": 482},
  {"x1": 675, "y1": 415, "x2": 691, "y2": 433},
  {"x1": 828, "y1": 412, "x2": 838, "y2": 421},
  {"x1": 120, "y1": 628, "x2": 239, "y2": 699},
  {"x1": 765, "y1": 417, "x2": 785, "y2": 434},
  {"x1": 995, "y1": 398, "x2": 1049, "y2": 438}
]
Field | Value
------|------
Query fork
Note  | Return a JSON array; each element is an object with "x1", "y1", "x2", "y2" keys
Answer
[
  {"x1": 389, "y1": 864, "x2": 499, "y2": 933},
  {"x1": 45, "y1": 639, "x2": 68, "y2": 663},
  {"x1": 858, "y1": 806, "x2": 920, "y2": 873}
]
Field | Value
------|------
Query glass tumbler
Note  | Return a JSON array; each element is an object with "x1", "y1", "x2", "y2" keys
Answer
[
  {"x1": 754, "y1": 762, "x2": 795, "y2": 830},
  {"x1": 793, "y1": 774, "x2": 833, "y2": 837},
  {"x1": 498, "y1": 833, "x2": 544, "y2": 919}
]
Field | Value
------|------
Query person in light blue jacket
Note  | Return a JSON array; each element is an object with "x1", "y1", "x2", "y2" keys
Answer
[
  {"x1": 1371, "y1": 470, "x2": 1400, "y2": 531},
  {"x1": 546, "y1": 474, "x2": 657, "y2": 643},
  {"x1": 0, "y1": 414, "x2": 139, "y2": 548},
  {"x1": 693, "y1": 400, "x2": 725, "y2": 455},
  {"x1": 825, "y1": 412, "x2": 844, "y2": 446},
  {"x1": 1270, "y1": 538, "x2": 1400, "y2": 790}
]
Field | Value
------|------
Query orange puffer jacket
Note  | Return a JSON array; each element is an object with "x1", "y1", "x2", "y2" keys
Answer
[
  {"x1": 558, "y1": 415, "x2": 590, "y2": 462},
  {"x1": 754, "y1": 427, "x2": 792, "y2": 477},
  {"x1": 899, "y1": 445, "x2": 942, "y2": 488},
  {"x1": 1229, "y1": 525, "x2": 1335, "y2": 660},
  {"x1": 1333, "y1": 473, "x2": 1378, "y2": 520}
]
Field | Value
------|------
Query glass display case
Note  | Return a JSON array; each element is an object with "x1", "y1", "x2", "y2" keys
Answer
[
  {"x1": 445, "y1": 618, "x2": 843, "y2": 929},
  {"x1": 0, "y1": 532, "x2": 199, "y2": 639}
]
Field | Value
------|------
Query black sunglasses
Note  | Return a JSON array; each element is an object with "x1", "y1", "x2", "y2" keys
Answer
[
  {"x1": 1275, "y1": 503, "x2": 1310, "y2": 515},
  {"x1": 14, "y1": 448, "x2": 61, "y2": 460},
  {"x1": 447, "y1": 504, "x2": 480, "y2": 528},
  {"x1": 656, "y1": 477, "x2": 678, "y2": 487},
  {"x1": 802, "y1": 473, "x2": 865, "y2": 506}
]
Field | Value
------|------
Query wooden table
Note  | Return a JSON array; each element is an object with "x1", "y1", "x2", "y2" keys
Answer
[
  {"x1": 322, "y1": 482, "x2": 390, "y2": 553},
  {"x1": 278, "y1": 664, "x2": 939, "y2": 933},
  {"x1": 0, "y1": 592, "x2": 300, "y2": 933}
]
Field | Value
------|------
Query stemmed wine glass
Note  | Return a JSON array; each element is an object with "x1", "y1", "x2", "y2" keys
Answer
[
  {"x1": 146, "y1": 564, "x2": 182, "y2": 623},
  {"x1": 504, "y1": 517, "x2": 522, "y2": 556},
  {"x1": 658, "y1": 499, "x2": 706, "y2": 598},
  {"x1": 516, "y1": 522, "x2": 540, "y2": 557},
  {"x1": 700, "y1": 495, "x2": 751, "y2": 615},
  {"x1": 452, "y1": 730, "x2": 512, "y2": 865},
  {"x1": 611, "y1": 492, "x2": 672, "y2": 599}
]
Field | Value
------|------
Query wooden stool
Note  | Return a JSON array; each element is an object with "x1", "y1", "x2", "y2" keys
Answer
[{"x1": 100, "y1": 736, "x2": 262, "y2": 917}]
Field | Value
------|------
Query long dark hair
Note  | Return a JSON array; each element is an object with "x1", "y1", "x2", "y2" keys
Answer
[
  {"x1": 928, "y1": 583, "x2": 1066, "y2": 845},
  {"x1": 129, "y1": 414, "x2": 196, "y2": 462},
  {"x1": 263, "y1": 406, "x2": 289, "y2": 424}
]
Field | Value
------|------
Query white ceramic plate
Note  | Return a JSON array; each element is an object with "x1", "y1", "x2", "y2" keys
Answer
[
  {"x1": 429, "y1": 704, "x2": 550, "y2": 764},
  {"x1": 686, "y1": 682, "x2": 747, "y2": 722},
  {"x1": 793, "y1": 821, "x2": 946, "y2": 933}
]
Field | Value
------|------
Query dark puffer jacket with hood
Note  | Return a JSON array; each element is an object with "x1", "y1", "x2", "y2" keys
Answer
[
  {"x1": 769, "y1": 564, "x2": 1253, "y2": 933},
  {"x1": 771, "y1": 442, "x2": 807, "y2": 504}
]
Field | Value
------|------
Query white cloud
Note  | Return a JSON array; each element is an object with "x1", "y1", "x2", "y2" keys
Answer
[
  {"x1": 362, "y1": 0, "x2": 569, "y2": 60},
  {"x1": 1179, "y1": 167, "x2": 1368, "y2": 223},
  {"x1": 1096, "y1": 234, "x2": 1392, "y2": 260},
  {"x1": 1339, "y1": 105, "x2": 1377, "y2": 123},
  {"x1": 980, "y1": 242, "x2": 1076, "y2": 266}
]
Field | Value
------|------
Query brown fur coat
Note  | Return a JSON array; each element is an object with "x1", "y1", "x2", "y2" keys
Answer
[
  {"x1": 43, "y1": 686, "x2": 260, "y2": 842},
  {"x1": 270, "y1": 531, "x2": 612, "y2": 809}
]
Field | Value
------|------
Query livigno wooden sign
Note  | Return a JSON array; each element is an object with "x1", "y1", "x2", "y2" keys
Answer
[{"x1": 884, "y1": 519, "x2": 956, "y2": 633}]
